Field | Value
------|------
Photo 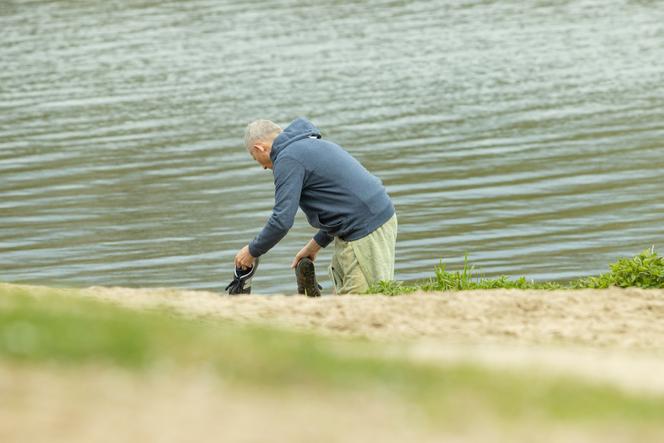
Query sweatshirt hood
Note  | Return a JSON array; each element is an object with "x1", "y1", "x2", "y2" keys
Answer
[{"x1": 271, "y1": 117, "x2": 321, "y2": 161}]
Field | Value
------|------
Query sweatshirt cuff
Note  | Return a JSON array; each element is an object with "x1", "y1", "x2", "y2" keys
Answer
[
  {"x1": 313, "y1": 230, "x2": 334, "y2": 248},
  {"x1": 247, "y1": 242, "x2": 262, "y2": 258}
]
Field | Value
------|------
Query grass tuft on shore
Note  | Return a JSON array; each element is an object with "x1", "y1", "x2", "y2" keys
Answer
[
  {"x1": 367, "y1": 248, "x2": 664, "y2": 295},
  {"x1": 571, "y1": 247, "x2": 664, "y2": 289}
]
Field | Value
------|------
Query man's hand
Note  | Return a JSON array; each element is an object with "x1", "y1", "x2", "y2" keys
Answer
[
  {"x1": 291, "y1": 239, "x2": 322, "y2": 269},
  {"x1": 235, "y1": 245, "x2": 255, "y2": 270}
]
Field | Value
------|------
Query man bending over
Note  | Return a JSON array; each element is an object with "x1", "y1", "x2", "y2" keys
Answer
[{"x1": 234, "y1": 117, "x2": 397, "y2": 295}]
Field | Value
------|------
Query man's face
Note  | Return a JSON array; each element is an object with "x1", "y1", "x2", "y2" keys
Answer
[{"x1": 250, "y1": 144, "x2": 273, "y2": 170}]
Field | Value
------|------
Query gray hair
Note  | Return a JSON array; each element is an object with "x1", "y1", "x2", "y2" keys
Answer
[{"x1": 244, "y1": 120, "x2": 282, "y2": 151}]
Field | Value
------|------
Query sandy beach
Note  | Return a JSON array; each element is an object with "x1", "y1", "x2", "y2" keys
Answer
[{"x1": 3, "y1": 283, "x2": 664, "y2": 443}]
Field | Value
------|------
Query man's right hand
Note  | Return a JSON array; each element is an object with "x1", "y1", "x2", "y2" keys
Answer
[
  {"x1": 291, "y1": 238, "x2": 322, "y2": 269},
  {"x1": 235, "y1": 245, "x2": 255, "y2": 270}
]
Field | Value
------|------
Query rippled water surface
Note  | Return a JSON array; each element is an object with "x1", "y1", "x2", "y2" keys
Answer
[{"x1": 2, "y1": 0, "x2": 663, "y2": 293}]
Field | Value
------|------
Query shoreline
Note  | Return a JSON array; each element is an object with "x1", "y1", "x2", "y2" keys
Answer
[
  {"x1": 3, "y1": 282, "x2": 664, "y2": 442},
  {"x1": 14, "y1": 282, "x2": 664, "y2": 393},
  {"x1": 3, "y1": 282, "x2": 664, "y2": 349}
]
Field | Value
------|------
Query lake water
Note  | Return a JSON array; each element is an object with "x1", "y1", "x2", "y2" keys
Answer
[{"x1": 1, "y1": 0, "x2": 663, "y2": 294}]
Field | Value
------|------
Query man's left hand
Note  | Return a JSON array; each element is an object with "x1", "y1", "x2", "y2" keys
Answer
[
  {"x1": 291, "y1": 239, "x2": 322, "y2": 269},
  {"x1": 235, "y1": 245, "x2": 255, "y2": 270}
]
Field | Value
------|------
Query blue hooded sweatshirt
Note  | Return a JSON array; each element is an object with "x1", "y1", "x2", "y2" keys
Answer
[{"x1": 248, "y1": 117, "x2": 395, "y2": 258}]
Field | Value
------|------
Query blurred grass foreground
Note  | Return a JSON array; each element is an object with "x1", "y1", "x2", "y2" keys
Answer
[{"x1": 1, "y1": 283, "x2": 664, "y2": 442}]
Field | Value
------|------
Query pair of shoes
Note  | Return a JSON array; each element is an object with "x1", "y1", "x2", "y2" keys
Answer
[
  {"x1": 225, "y1": 258, "x2": 259, "y2": 295},
  {"x1": 295, "y1": 257, "x2": 322, "y2": 297}
]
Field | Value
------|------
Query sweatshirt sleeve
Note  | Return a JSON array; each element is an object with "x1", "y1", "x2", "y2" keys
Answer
[
  {"x1": 248, "y1": 157, "x2": 305, "y2": 257},
  {"x1": 313, "y1": 229, "x2": 333, "y2": 248}
]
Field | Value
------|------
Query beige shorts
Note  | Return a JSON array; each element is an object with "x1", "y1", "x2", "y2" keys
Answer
[{"x1": 328, "y1": 213, "x2": 397, "y2": 294}]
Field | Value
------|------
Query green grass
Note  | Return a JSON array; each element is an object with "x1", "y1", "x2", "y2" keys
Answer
[
  {"x1": 2, "y1": 283, "x2": 664, "y2": 426},
  {"x1": 367, "y1": 248, "x2": 664, "y2": 295},
  {"x1": 571, "y1": 248, "x2": 664, "y2": 289}
]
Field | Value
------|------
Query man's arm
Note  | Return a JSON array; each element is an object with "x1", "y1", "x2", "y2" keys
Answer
[
  {"x1": 313, "y1": 230, "x2": 333, "y2": 248},
  {"x1": 247, "y1": 157, "x2": 305, "y2": 257}
]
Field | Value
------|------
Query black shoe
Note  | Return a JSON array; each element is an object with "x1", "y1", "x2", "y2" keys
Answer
[
  {"x1": 225, "y1": 258, "x2": 259, "y2": 295},
  {"x1": 295, "y1": 258, "x2": 322, "y2": 297}
]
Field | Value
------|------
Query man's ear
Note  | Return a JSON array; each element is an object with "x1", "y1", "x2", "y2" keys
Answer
[{"x1": 253, "y1": 144, "x2": 266, "y2": 153}]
